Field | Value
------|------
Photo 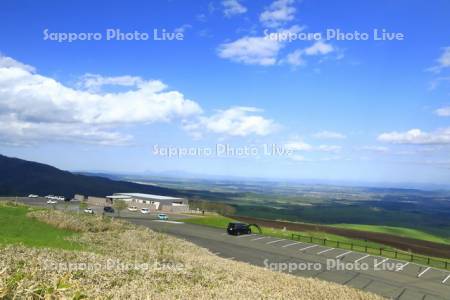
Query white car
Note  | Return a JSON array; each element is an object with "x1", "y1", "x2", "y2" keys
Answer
[
  {"x1": 84, "y1": 208, "x2": 94, "y2": 214},
  {"x1": 45, "y1": 195, "x2": 54, "y2": 199},
  {"x1": 28, "y1": 194, "x2": 38, "y2": 198},
  {"x1": 128, "y1": 206, "x2": 138, "y2": 212},
  {"x1": 140, "y1": 208, "x2": 150, "y2": 214},
  {"x1": 46, "y1": 199, "x2": 57, "y2": 204},
  {"x1": 158, "y1": 213, "x2": 168, "y2": 220}
]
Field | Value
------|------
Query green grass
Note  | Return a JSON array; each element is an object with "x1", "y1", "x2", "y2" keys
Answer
[
  {"x1": 0, "y1": 204, "x2": 82, "y2": 250},
  {"x1": 183, "y1": 214, "x2": 389, "y2": 249},
  {"x1": 183, "y1": 215, "x2": 236, "y2": 228},
  {"x1": 332, "y1": 224, "x2": 450, "y2": 245}
]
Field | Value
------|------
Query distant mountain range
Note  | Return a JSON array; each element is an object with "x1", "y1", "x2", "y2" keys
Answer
[{"x1": 0, "y1": 154, "x2": 184, "y2": 198}]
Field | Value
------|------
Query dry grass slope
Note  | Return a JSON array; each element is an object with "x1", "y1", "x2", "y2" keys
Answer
[{"x1": 0, "y1": 208, "x2": 385, "y2": 299}]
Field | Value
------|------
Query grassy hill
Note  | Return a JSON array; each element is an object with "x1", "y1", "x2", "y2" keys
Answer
[
  {"x1": 0, "y1": 202, "x2": 383, "y2": 299},
  {"x1": 332, "y1": 224, "x2": 450, "y2": 246}
]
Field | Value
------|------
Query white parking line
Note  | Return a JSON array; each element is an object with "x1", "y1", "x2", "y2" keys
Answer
[
  {"x1": 251, "y1": 236, "x2": 267, "y2": 241},
  {"x1": 417, "y1": 267, "x2": 431, "y2": 278},
  {"x1": 299, "y1": 245, "x2": 317, "y2": 251},
  {"x1": 396, "y1": 262, "x2": 409, "y2": 271},
  {"x1": 282, "y1": 242, "x2": 302, "y2": 248},
  {"x1": 354, "y1": 255, "x2": 370, "y2": 264},
  {"x1": 442, "y1": 274, "x2": 450, "y2": 284},
  {"x1": 237, "y1": 234, "x2": 256, "y2": 238},
  {"x1": 221, "y1": 233, "x2": 226, "y2": 235},
  {"x1": 266, "y1": 239, "x2": 285, "y2": 245},
  {"x1": 336, "y1": 251, "x2": 352, "y2": 259},
  {"x1": 374, "y1": 258, "x2": 389, "y2": 268},
  {"x1": 317, "y1": 248, "x2": 335, "y2": 255}
]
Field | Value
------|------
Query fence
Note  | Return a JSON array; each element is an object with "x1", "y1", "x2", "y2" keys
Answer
[{"x1": 291, "y1": 233, "x2": 449, "y2": 270}]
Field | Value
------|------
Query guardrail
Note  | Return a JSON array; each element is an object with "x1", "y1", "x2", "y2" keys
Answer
[{"x1": 291, "y1": 233, "x2": 449, "y2": 270}]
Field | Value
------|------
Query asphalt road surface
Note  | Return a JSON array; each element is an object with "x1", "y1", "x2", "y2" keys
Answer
[
  {"x1": 131, "y1": 219, "x2": 450, "y2": 300},
  {"x1": 7, "y1": 197, "x2": 450, "y2": 299}
]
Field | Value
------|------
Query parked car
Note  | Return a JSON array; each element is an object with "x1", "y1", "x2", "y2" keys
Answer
[
  {"x1": 28, "y1": 194, "x2": 38, "y2": 198},
  {"x1": 84, "y1": 208, "x2": 94, "y2": 214},
  {"x1": 158, "y1": 213, "x2": 168, "y2": 220},
  {"x1": 45, "y1": 195, "x2": 54, "y2": 199},
  {"x1": 128, "y1": 206, "x2": 138, "y2": 212},
  {"x1": 158, "y1": 214, "x2": 169, "y2": 220},
  {"x1": 140, "y1": 208, "x2": 150, "y2": 214},
  {"x1": 227, "y1": 222, "x2": 251, "y2": 236},
  {"x1": 103, "y1": 206, "x2": 115, "y2": 213},
  {"x1": 46, "y1": 199, "x2": 57, "y2": 204}
]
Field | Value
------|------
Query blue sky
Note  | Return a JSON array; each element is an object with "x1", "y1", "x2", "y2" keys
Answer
[{"x1": 1, "y1": 0, "x2": 450, "y2": 185}]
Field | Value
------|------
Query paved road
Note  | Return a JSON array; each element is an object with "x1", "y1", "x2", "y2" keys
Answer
[
  {"x1": 7, "y1": 197, "x2": 450, "y2": 299},
  {"x1": 131, "y1": 219, "x2": 450, "y2": 300}
]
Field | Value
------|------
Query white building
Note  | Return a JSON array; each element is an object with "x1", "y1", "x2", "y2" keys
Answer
[{"x1": 106, "y1": 193, "x2": 189, "y2": 212}]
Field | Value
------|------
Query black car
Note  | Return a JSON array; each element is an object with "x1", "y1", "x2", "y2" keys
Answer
[
  {"x1": 227, "y1": 222, "x2": 251, "y2": 236},
  {"x1": 103, "y1": 206, "x2": 115, "y2": 213}
]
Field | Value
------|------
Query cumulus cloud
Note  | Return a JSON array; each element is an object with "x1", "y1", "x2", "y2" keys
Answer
[
  {"x1": 313, "y1": 130, "x2": 346, "y2": 140},
  {"x1": 0, "y1": 55, "x2": 203, "y2": 145},
  {"x1": 184, "y1": 106, "x2": 278, "y2": 137},
  {"x1": 0, "y1": 114, "x2": 131, "y2": 146},
  {"x1": 222, "y1": 0, "x2": 247, "y2": 17},
  {"x1": 260, "y1": 0, "x2": 296, "y2": 28},
  {"x1": 77, "y1": 73, "x2": 146, "y2": 91},
  {"x1": 217, "y1": 26, "x2": 301, "y2": 66},
  {"x1": 378, "y1": 128, "x2": 450, "y2": 145}
]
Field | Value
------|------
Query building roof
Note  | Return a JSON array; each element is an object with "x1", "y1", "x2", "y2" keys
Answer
[
  {"x1": 114, "y1": 193, "x2": 184, "y2": 201},
  {"x1": 106, "y1": 195, "x2": 133, "y2": 199}
]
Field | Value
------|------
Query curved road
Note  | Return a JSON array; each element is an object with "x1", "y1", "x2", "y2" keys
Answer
[{"x1": 131, "y1": 218, "x2": 450, "y2": 300}]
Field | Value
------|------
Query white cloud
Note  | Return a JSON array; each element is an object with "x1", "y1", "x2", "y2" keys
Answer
[
  {"x1": 77, "y1": 73, "x2": 145, "y2": 91},
  {"x1": 285, "y1": 49, "x2": 304, "y2": 67},
  {"x1": 284, "y1": 141, "x2": 312, "y2": 151},
  {"x1": 260, "y1": 0, "x2": 296, "y2": 28},
  {"x1": 284, "y1": 41, "x2": 335, "y2": 67},
  {"x1": 0, "y1": 55, "x2": 35, "y2": 72},
  {"x1": 317, "y1": 145, "x2": 342, "y2": 153},
  {"x1": 217, "y1": 36, "x2": 282, "y2": 66},
  {"x1": 435, "y1": 106, "x2": 450, "y2": 117},
  {"x1": 222, "y1": 0, "x2": 247, "y2": 17},
  {"x1": 184, "y1": 106, "x2": 278, "y2": 137},
  {"x1": 0, "y1": 114, "x2": 131, "y2": 146},
  {"x1": 429, "y1": 47, "x2": 450, "y2": 73},
  {"x1": 174, "y1": 24, "x2": 192, "y2": 33},
  {"x1": 313, "y1": 130, "x2": 346, "y2": 139},
  {"x1": 217, "y1": 26, "x2": 301, "y2": 66},
  {"x1": 303, "y1": 41, "x2": 334, "y2": 56},
  {"x1": 378, "y1": 128, "x2": 450, "y2": 145},
  {"x1": 0, "y1": 55, "x2": 202, "y2": 145},
  {"x1": 284, "y1": 139, "x2": 341, "y2": 153}
]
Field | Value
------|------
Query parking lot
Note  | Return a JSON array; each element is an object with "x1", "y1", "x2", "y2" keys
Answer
[{"x1": 143, "y1": 221, "x2": 450, "y2": 300}]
